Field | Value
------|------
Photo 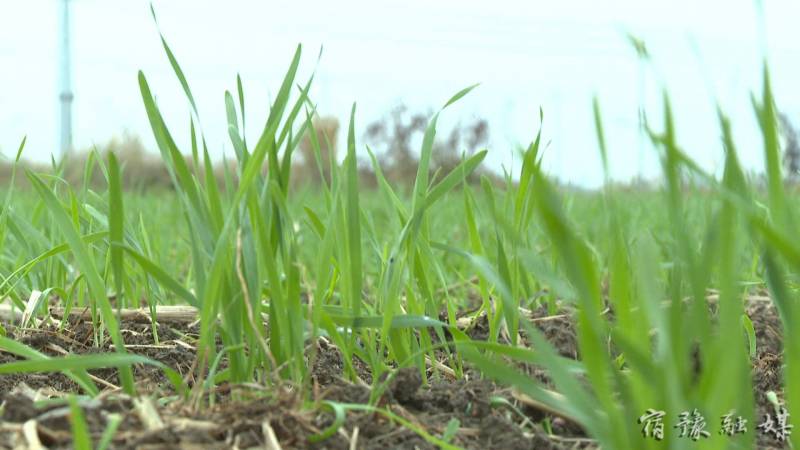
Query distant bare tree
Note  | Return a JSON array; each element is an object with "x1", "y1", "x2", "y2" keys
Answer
[
  {"x1": 365, "y1": 104, "x2": 489, "y2": 184},
  {"x1": 780, "y1": 113, "x2": 800, "y2": 181},
  {"x1": 365, "y1": 105, "x2": 429, "y2": 183},
  {"x1": 433, "y1": 118, "x2": 489, "y2": 177}
]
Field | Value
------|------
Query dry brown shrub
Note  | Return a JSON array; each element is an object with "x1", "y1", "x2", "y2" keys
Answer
[{"x1": 294, "y1": 115, "x2": 339, "y2": 188}]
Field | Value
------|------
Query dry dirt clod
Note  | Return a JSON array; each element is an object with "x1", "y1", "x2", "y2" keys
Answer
[{"x1": 389, "y1": 367, "x2": 422, "y2": 404}]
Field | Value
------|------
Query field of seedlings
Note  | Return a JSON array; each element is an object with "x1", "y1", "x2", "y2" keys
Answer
[{"x1": 0, "y1": 31, "x2": 798, "y2": 450}]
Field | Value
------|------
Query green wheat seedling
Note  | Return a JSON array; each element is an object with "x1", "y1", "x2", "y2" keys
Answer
[
  {"x1": 131, "y1": 5, "x2": 492, "y2": 399},
  {"x1": 440, "y1": 64, "x2": 798, "y2": 450}
]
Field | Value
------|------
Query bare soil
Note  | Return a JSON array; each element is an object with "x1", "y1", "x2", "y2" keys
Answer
[
  {"x1": 0, "y1": 298, "x2": 788, "y2": 449},
  {"x1": 748, "y1": 299, "x2": 788, "y2": 450}
]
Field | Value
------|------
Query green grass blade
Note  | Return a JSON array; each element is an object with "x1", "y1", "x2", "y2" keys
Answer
[
  {"x1": 68, "y1": 396, "x2": 92, "y2": 450},
  {"x1": 121, "y1": 245, "x2": 198, "y2": 307},
  {"x1": 108, "y1": 152, "x2": 125, "y2": 306},
  {"x1": 442, "y1": 83, "x2": 480, "y2": 109},
  {"x1": 0, "y1": 336, "x2": 99, "y2": 395},
  {"x1": 26, "y1": 171, "x2": 136, "y2": 395},
  {"x1": 344, "y1": 103, "x2": 363, "y2": 318},
  {"x1": 97, "y1": 413, "x2": 123, "y2": 450},
  {"x1": 150, "y1": 5, "x2": 200, "y2": 121}
]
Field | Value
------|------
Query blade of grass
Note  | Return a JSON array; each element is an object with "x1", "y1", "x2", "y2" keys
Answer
[{"x1": 26, "y1": 171, "x2": 136, "y2": 395}]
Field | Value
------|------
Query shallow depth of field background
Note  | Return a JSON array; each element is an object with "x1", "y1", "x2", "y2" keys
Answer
[{"x1": 2, "y1": 0, "x2": 800, "y2": 186}]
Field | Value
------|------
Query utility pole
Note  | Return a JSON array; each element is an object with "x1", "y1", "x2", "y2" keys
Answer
[
  {"x1": 58, "y1": 0, "x2": 74, "y2": 159},
  {"x1": 637, "y1": 61, "x2": 644, "y2": 179}
]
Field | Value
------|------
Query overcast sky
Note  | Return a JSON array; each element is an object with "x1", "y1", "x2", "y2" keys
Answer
[{"x1": 2, "y1": 0, "x2": 799, "y2": 187}]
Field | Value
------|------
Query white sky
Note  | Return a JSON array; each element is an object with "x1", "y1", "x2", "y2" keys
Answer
[{"x1": 1, "y1": 0, "x2": 799, "y2": 187}]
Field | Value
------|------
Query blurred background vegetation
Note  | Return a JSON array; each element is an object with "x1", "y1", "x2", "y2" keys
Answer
[
  {"x1": 0, "y1": 107, "x2": 500, "y2": 192},
  {"x1": 4, "y1": 106, "x2": 800, "y2": 193}
]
